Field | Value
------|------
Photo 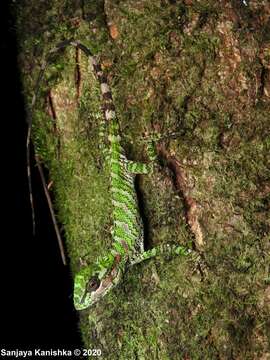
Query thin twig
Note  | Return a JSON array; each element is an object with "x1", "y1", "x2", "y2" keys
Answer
[
  {"x1": 27, "y1": 60, "x2": 47, "y2": 235},
  {"x1": 35, "y1": 154, "x2": 67, "y2": 266},
  {"x1": 27, "y1": 127, "x2": 35, "y2": 235}
]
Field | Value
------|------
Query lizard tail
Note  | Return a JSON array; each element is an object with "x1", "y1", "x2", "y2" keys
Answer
[{"x1": 69, "y1": 40, "x2": 116, "y2": 123}]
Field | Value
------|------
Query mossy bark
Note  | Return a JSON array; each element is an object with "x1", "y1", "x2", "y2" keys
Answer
[{"x1": 17, "y1": 0, "x2": 270, "y2": 358}]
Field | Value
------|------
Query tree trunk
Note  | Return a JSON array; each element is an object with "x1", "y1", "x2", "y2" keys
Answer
[{"x1": 17, "y1": 0, "x2": 270, "y2": 358}]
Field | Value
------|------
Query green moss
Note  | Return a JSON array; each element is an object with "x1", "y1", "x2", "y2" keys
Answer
[{"x1": 16, "y1": 0, "x2": 270, "y2": 358}]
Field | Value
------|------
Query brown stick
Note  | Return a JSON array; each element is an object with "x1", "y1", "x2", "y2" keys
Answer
[
  {"x1": 35, "y1": 154, "x2": 67, "y2": 265},
  {"x1": 27, "y1": 127, "x2": 36, "y2": 235}
]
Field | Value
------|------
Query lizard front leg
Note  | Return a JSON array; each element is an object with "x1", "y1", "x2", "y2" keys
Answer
[
  {"x1": 128, "y1": 243, "x2": 194, "y2": 266},
  {"x1": 127, "y1": 138, "x2": 157, "y2": 174}
]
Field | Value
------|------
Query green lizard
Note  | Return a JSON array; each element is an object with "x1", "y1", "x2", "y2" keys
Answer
[
  {"x1": 69, "y1": 40, "x2": 195, "y2": 310},
  {"x1": 27, "y1": 39, "x2": 195, "y2": 311}
]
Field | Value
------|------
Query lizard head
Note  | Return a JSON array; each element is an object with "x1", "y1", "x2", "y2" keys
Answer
[{"x1": 73, "y1": 255, "x2": 122, "y2": 310}]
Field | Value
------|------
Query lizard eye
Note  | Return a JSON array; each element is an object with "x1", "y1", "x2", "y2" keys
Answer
[{"x1": 87, "y1": 277, "x2": 100, "y2": 292}]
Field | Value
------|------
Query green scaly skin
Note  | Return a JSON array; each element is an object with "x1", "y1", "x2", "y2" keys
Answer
[
  {"x1": 28, "y1": 38, "x2": 195, "y2": 310},
  {"x1": 70, "y1": 41, "x2": 195, "y2": 310}
]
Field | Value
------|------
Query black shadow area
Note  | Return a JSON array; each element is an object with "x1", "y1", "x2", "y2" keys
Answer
[{"x1": 0, "y1": 2, "x2": 83, "y2": 350}]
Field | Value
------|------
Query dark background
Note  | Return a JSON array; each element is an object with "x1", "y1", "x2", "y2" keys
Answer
[{"x1": 1, "y1": 2, "x2": 82, "y2": 349}]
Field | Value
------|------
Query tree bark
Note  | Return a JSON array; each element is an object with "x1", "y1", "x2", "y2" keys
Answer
[{"x1": 17, "y1": 0, "x2": 270, "y2": 358}]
